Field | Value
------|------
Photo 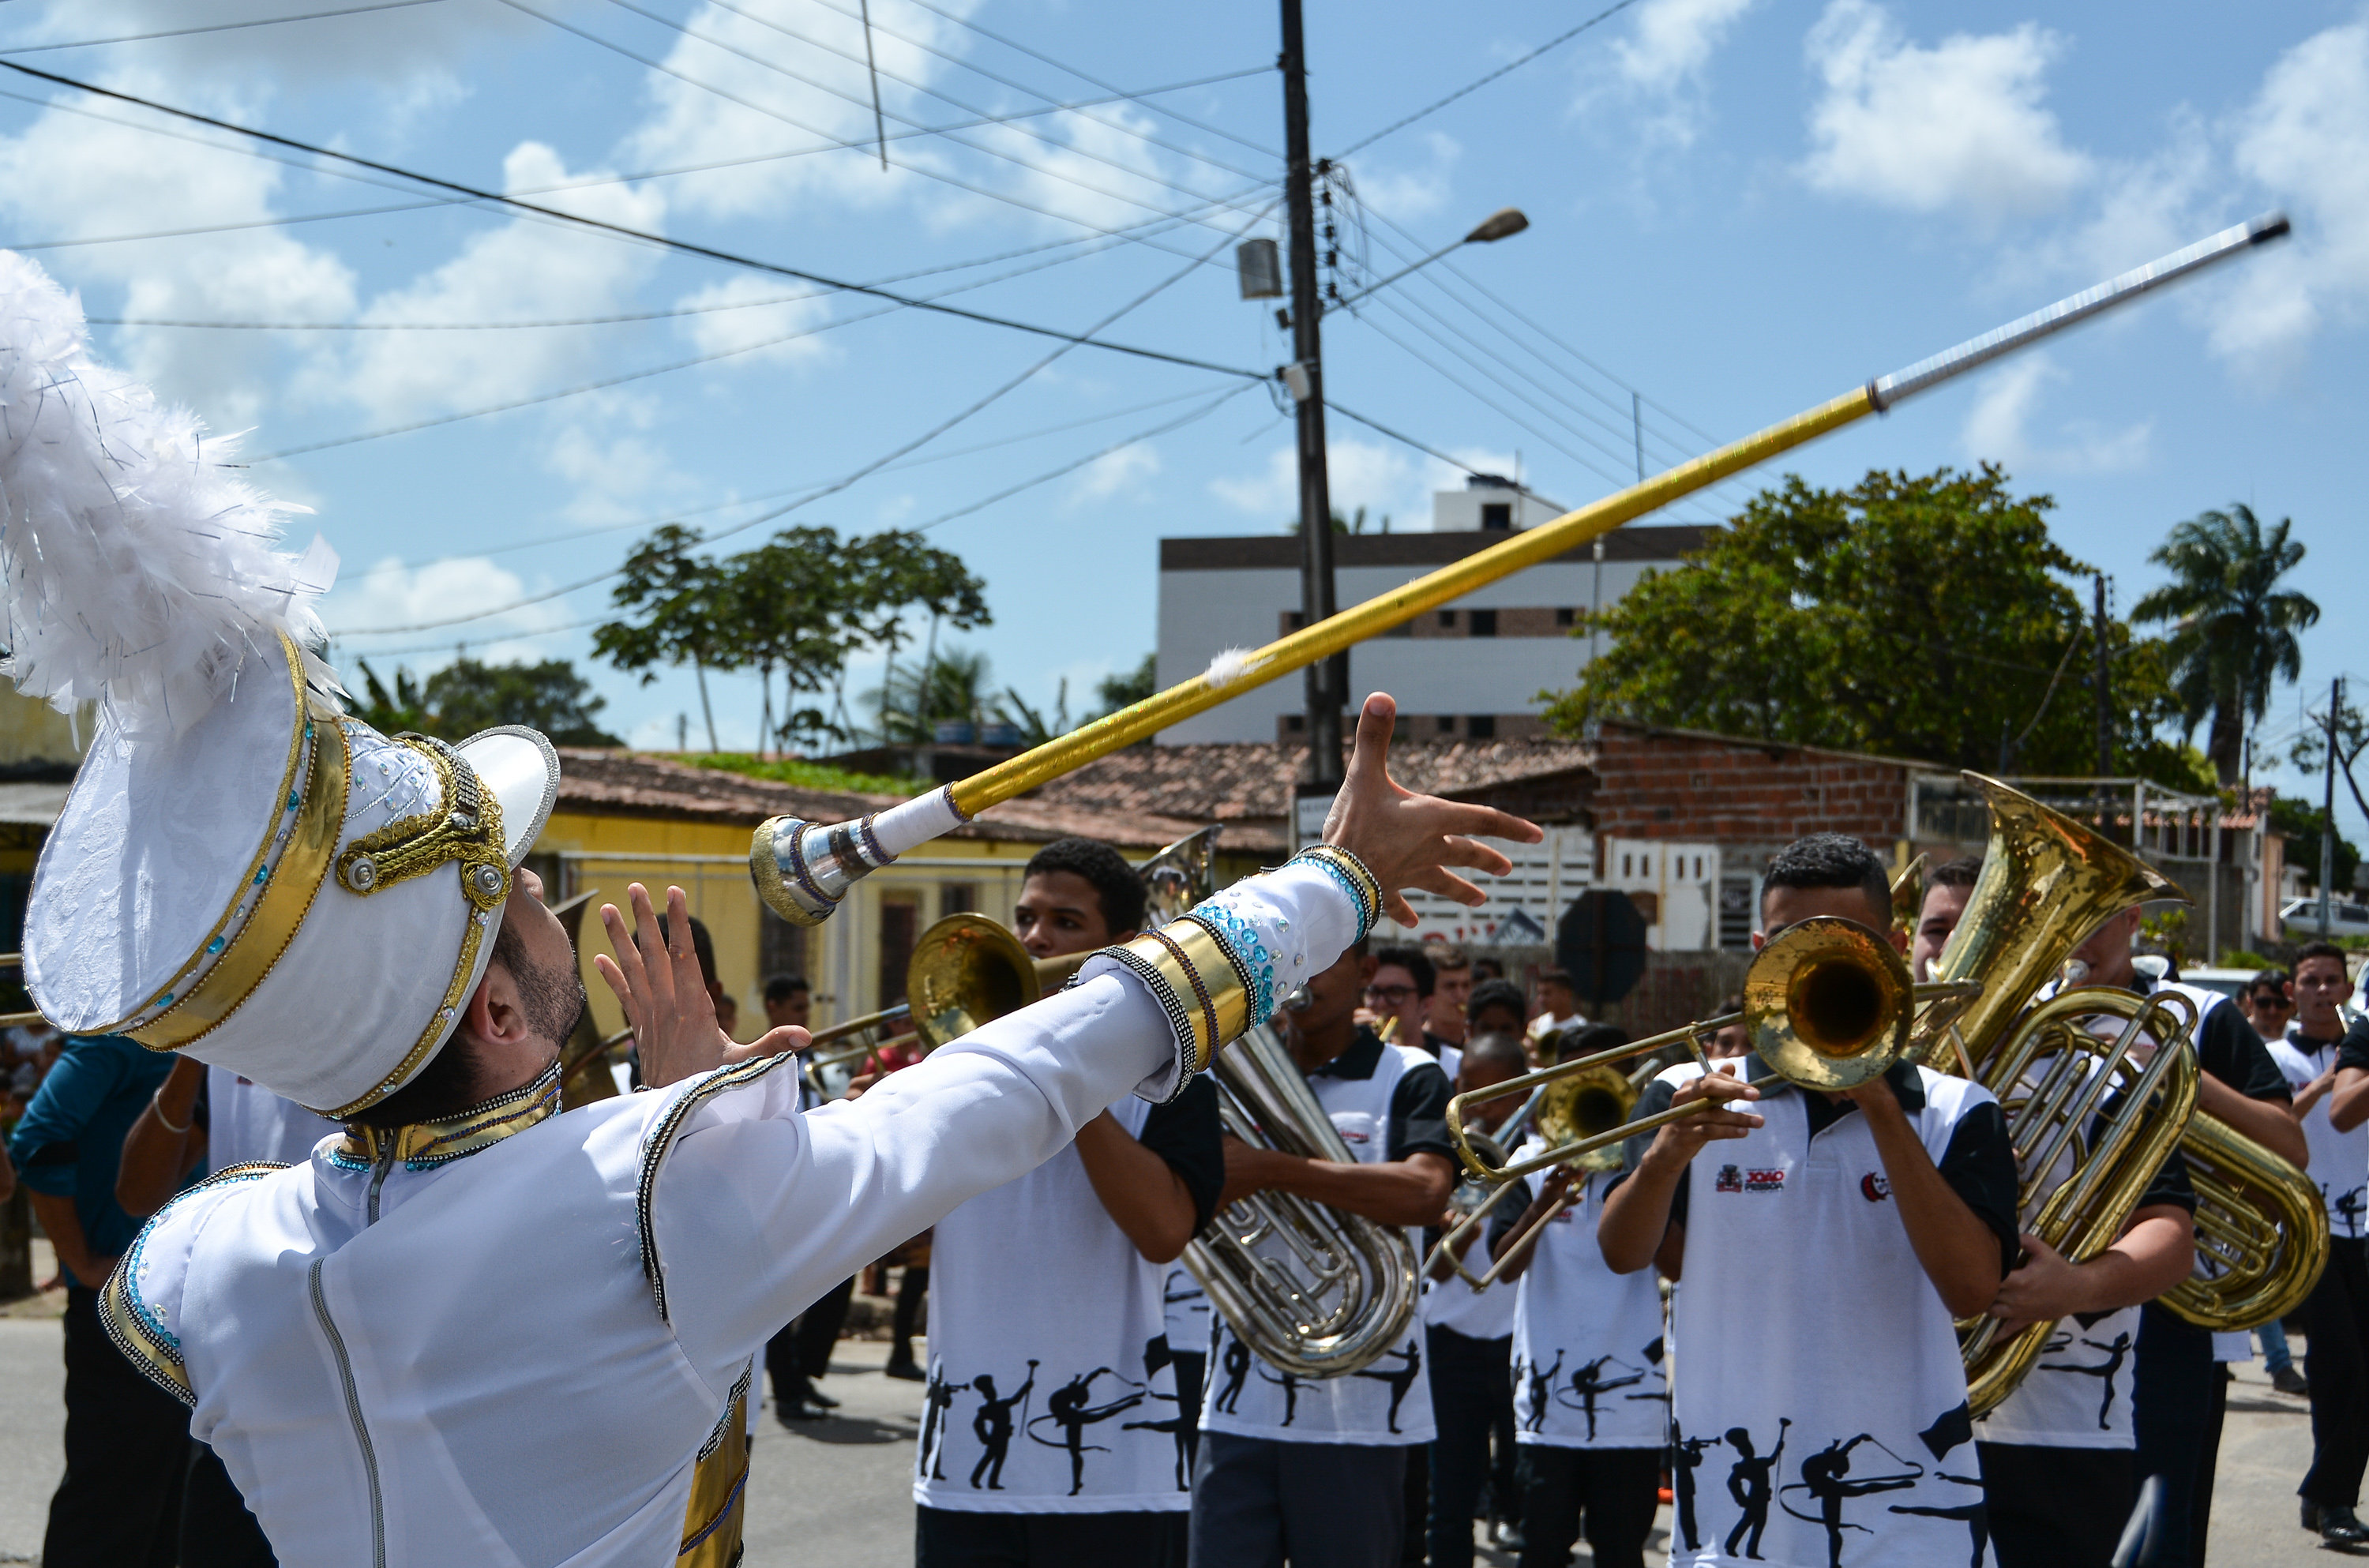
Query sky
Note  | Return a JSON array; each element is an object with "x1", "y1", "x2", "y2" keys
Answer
[{"x1": 2, "y1": 0, "x2": 2364, "y2": 829}]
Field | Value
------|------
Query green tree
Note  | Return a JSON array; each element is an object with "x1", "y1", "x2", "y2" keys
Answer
[
  {"x1": 1541, "y1": 465, "x2": 2183, "y2": 778},
  {"x1": 1091, "y1": 653, "x2": 1158, "y2": 719},
  {"x1": 2270, "y1": 795, "x2": 2360, "y2": 897},
  {"x1": 592, "y1": 524, "x2": 738, "y2": 751},
  {"x1": 2130, "y1": 503, "x2": 2317, "y2": 786},
  {"x1": 353, "y1": 657, "x2": 621, "y2": 745}
]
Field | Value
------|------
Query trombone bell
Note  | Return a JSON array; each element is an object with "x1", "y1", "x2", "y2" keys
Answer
[{"x1": 1749, "y1": 917, "x2": 1914, "y2": 1092}]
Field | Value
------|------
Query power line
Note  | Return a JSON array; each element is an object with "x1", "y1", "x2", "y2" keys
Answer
[
  {"x1": 914, "y1": 383, "x2": 1256, "y2": 531},
  {"x1": 0, "y1": 0, "x2": 449, "y2": 54},
  {"x1": 0, "y1": 57, "x2": 1269, "y2": 381},
  {"x1": 1331, "y1": 0, "x2": 1645, "y2": 159},
  {"x1": 329, "y1": 200, "x2": 1267, "y2": 632}
]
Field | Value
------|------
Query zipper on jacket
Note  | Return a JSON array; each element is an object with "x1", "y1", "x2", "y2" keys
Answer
[
  {"x1": 366, "y1": 1143, "x2": 397, "y2": 1226},
  {"x1": 310, "y1": 1259, "x2": 387, "y2": 1568}
]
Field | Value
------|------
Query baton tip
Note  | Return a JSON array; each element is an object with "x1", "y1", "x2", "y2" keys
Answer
[{"x1": 2250, "y1": 212, "x2": 2292, "y2": 245}]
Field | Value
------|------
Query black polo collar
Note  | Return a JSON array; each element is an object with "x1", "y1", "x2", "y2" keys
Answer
[
  {"x1": 1737, "y1": 1050, "x2": 1926, "y2": 1112},
  {"x1": 1308, "y1": 1026, "x2": 1386, "y2": 1082}
]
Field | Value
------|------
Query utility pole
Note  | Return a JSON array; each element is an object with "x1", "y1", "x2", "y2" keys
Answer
[
  {"x1": 1281, "y1": 0, "x2": 1342, "y2": 838},
  {"x1": 2093, "y1": 572, "x2": 2112, "y2": 839},
  {"x1": 2322, "y1": 674, "x2": 2340, "y2": 936}
]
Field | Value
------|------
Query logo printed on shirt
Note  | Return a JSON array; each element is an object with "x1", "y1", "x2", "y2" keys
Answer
[
  {"x1": 1744, "y1": 1168, "x2": 1785, "y2": 1194},
  {"x1": 1715, "y1": 1164, "x2": 1743, "y2": 1193},
  {"x1": 1861, "y1": 1172, "x2": 1891, "y2": 1202},
  {"x1": 1338, "y1": 1129, "x2": 1370, "y2": 1144}
]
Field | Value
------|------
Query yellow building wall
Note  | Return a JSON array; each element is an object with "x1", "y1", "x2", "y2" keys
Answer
[{"x1": 0, "y1": 687, "x2": 83, "y2": 769}]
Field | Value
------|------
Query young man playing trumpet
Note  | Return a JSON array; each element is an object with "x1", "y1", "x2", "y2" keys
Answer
[
  {"x1": 913, "y1": 838, "x2": 1225, "y2": 1567},
  {"x1": 1598, "y1": 833, "x2": 2020, "y2": 1568}
]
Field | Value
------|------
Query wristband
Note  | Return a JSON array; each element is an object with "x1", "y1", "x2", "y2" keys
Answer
[{"x1": 150, "y1": 1089, "x2": 193, "y2": 1135}]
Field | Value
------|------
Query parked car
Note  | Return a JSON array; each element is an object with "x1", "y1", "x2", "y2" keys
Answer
[
  {"x1": 2281, "y1": 897, "x2": 2369, "y2": 941},
  {"x1": 2179, "y1": 966, "x2": 2266, "y2": 1002}
]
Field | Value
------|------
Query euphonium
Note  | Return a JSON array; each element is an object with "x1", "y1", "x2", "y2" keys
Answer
[
  {"x1": 1933, "y1": 775, "x2": 2329, "y2": 1334},
  {"x1": 1127, "y1": 829, "x2": 1422, "y2": 1379},
  {"x1": 1958, "y1": 987, "x2": 2201, "y2": 1416}
]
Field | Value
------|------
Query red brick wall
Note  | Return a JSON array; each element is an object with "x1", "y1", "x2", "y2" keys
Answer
[{"x1": 1586, "y1": 726, "x2": 1910, "y2": 845}]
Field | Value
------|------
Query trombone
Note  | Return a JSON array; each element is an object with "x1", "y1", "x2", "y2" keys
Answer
[{"x1": 1445, "y1": 917, "x2": 1982, "y2": 1187}]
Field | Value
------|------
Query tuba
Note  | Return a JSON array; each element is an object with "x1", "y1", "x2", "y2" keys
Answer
[{"x1": 1934, "y1": 775, "x2": 2329, "y2": 1338}]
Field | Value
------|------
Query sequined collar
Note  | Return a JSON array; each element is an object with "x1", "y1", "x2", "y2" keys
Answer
[{"x1": 334, "y1": 1060, "x2": 561, "y2": 1171}]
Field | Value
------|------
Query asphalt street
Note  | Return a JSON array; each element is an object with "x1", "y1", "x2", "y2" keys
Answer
[{"x1": 0, "y1": 1315, "x2": 2330, "y2": 1565}]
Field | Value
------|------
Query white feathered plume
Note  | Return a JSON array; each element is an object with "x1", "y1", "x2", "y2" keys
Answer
[{"x1": 0, "y1": 250, "x2": 337, "y2": 734}]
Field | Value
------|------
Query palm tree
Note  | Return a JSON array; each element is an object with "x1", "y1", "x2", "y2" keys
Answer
[{"x1": 2131, "y1": 504, "x2": 2318, "y2": 785}]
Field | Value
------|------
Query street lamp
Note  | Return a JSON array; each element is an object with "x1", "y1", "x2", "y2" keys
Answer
[{"x1": 1327, "y1": 205, "x2": 1530, "y2": 311}]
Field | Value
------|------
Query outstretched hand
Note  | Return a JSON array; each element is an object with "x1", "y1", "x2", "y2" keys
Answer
[
  {"x1": 595, "y1": 883, "x2": 807, "y2": 1090},
  {"x1": 1320, "y1": 693, "x2": 1544, "y2": 927}
]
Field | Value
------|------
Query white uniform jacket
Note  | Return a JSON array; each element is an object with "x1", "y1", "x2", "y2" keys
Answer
[{"x1": 104, "y1": 860, "x2": 1356, "y2": 1568}]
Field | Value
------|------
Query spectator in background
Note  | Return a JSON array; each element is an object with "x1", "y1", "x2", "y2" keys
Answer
[
  {"x1": 1910, "y1": 857, "x2": 1984, "y2": 982},
  {"x1": 764, "y1": 974, "x2": 812, "y2": 1031},
  {"x1": 1526, "y1": 970, "x2": 1584, "y2": 1058},
  {"x1": 1370, "y1": 944, "x2": 1459, "y2": 1079},
  {"x1": 1707, "y1": 996, "x2": 1748, "y2": 1061},
  {"x1": 1473, "y1": 958, "x2": 1505, "y2": 982},
  {"x1": 1466, "y1": 981, "x2": 1527, "y2": 1044},
  {"x1": 2242, "y1": 969, "x2": 2307, "y2": 1397},
  {"x1": 10, "y1": 1034, "x2": 195, "y2": 1568},
  {"x1": 1426, "y1": 947, "x2": 1475, "y2": 1049},
  {"x1": 760, "y1": 970, "x2": 849, "y2": 1420}
]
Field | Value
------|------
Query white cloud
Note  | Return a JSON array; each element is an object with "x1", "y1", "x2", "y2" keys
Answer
[
  {"x1": 1354, "y1": 134, "x2": 1461, "y2": 221},
  {"x1": 1066, "y1": 441, "x2": 1160, "y2": 505},
  {"x1": 316, "y1": 142, "x2": 666, "y2": 423},
  {"x1": 321, "y1": 553, "x2": 576, "y2": 670},
  {"x1": 1211, "y1": 438, "x2": 1425, "y2": 527},
  {"x1": 675, "y1": 276, "x2": 839, "y2": 369},
  {"x1": 1617, "y1": 0, "x2": 1758, "y2": 93},
  {"x1": 0, "y1": 77, "x2": 357, "y2": 425},
  {"x1": 1800, "y1": 0, "x2": 2092, "y2": 226},
  {"x1": 1960, "y1": 353, "x2": 2150, "y2": 475},
  {"x1": 14, "y1": 0, "x2": 537, "y2": 85},
  {"x1": 2213, "y1": 21, "x2": 2369, "y2": 366}
]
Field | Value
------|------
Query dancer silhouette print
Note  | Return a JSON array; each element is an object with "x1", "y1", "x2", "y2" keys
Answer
[
  {"x1": 918, "y1": 1366, "x2": 969, "y2": 1482},
  {"x1": 1518, "y1": 1350, "x2": 1565, "y2": 1435},
  {"x1": 1723, "y1": 1420, "x2": 1789, "y2": 1559},
  {"x1": 2038, "y1": 1330, "x2": 2134, "y2": 1431},
  {"x1": 1350, "y1": 1343, "x2": 1424, "y2": 1435},
  {"x1": 1555, "y1": 1356, "x2": 1648, "y2": 1441},
  {"x1": 1026, "y1": 1368, "x2": 1147, "y2": 1496},
  {"x1": 1255, "y1": 1364, "x2": 1305, "y2": 1428},
  {"x1": 1121, "y1": 1335, "x2": 1192, "y2": 1491},
  {"x1": 1783, "y1": 1434, "x2": 1924, "y2": 1568},
  {"x1": 1890, "y1": 1404, "x2": 1990, "y2": 1568},
  {"x1": 1673, "y1": 1433, "x2": 1724, "y2": 1552},
  {"x1": 966, "y1": 1362, "x2": 1038, "y2": 1491},
  {"x1": 1212, "y1": 1335, "x2": 1253, "y2": 1416}
]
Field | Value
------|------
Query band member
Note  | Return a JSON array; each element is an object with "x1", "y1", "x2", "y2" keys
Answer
[
  {"x1": 2278, "y1": 944, "x2": 2369, "y2": 1547},
  {"x1": 1369, "y1": 943, "x2": 1459, "y2": 1078},
  {"x1": 915, "y1": 837, "x2": 1225, "y2": 1567},
  {"x1": 1192, "y1": 938, "x2": 1460, "y2": 1568},
  {"x1": 1909, "y1": 861, "x2": 2202, "y2": 1567},
  {"x1": 1425, "y1": 946, "x2": 1476, "y2": 1050},
  {"x1": 1487, "y1": 1067, "x2": 1665, "y2": 1568},
  {"x1": 1526, "y1": 969, "x2": 1585, "y2": 1056},
  {"x1": 1599, "y1": 833, "x2": 2019, "y2": 1568},
  {"x1": 1466, "y1": 980, "x2": 1529, "y2": 1043},
  {"x1": 1422, "y1": 1033, "x2": 1530, "y2": 1568},
  {"x1": 2057, "y1": 907, "x2": 2304, "y2": 1568},
  {"x1": 1909, "y1": 857, "x2": 1982, "y2": 980}
]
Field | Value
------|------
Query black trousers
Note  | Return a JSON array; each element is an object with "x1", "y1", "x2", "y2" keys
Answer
[
  {"x1": 2303, "y1": 1236, "x2": 2369, "y2": 1507},
  {"x1": 1189, "y1": 1431, "x2": 1406, "y2": 1568},
  {"x1": 1425, "y1": 1326, "x2": 1514, "y2": 1568},
  {"x1": 43, "y1": 1286, "x2": 190, "y2": 1568},
  {"x1": 1514, "y1": 1444, "x2": 1660, "y2": 1568},
  {"x1": 180, "y1": 1442, "x2": 277, "y2": 1568},
  {"x1": 2131, "y1": 1303, "x2": 2226, "y2": 1568},
  {"x1": 1979, "y1": 1442, "x2": 2131, "y2": 1568},
  {"x1": 916, "y1": 1503, "x2": 1185, "y2": 1568},
  {"x1": 766, "y1": 1274, "x2": 855, "y2": 1401},
  {"x1": 892, "y1": 1266, "x2": 930, "y2": 1366}
]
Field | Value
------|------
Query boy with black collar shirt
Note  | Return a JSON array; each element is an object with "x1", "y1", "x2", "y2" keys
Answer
[
  {"x1": 2283, "y1": 943, "x2": 2369, "y2": 1547},
  {"x1": 2054, "y1": 906, "x2": 2304, "y2": 1568},
  {"x1": 1902, "y1": 864, "x2": 2202, "y2": 1568},
  {"x1": 1192, "y1": 939, "x2": 1459, "y2": 1568},
  {"x1": 914, "y1": 838, "x2": 1226, "y2": 1568},
  {"x1": 1598, "y1": 833, "x2": 2020, "y2": 1568}
]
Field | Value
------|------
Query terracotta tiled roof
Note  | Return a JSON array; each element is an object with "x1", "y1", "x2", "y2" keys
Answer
[
  {"x1": 553, "y1": 748, "x2": 1204, "y2": 849},
  {"x1": 1026, "y1": 738, "x2": 1601, "y2": 854}
]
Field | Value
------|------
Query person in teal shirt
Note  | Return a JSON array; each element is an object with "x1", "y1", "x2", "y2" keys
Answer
[{"x1": 10, "y1": 1034, "x2": 200, "y2": 1568}]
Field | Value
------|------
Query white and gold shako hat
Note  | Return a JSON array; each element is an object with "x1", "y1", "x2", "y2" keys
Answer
[{"x1": 0, "y1": 249, "x2": 560, "y2": 1116}]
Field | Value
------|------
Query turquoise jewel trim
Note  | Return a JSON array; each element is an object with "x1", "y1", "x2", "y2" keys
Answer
[
  {"x1": 1293, "y1": 850, "x2": 1377, "y2": 941},
  {"x1": 1191, "y1": 898, "x2": 1279, "y2": 1029}
]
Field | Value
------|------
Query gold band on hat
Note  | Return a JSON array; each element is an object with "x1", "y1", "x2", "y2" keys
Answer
[{"x1": 124, "y1": 647, "x2": 351, "y2": 1052}]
